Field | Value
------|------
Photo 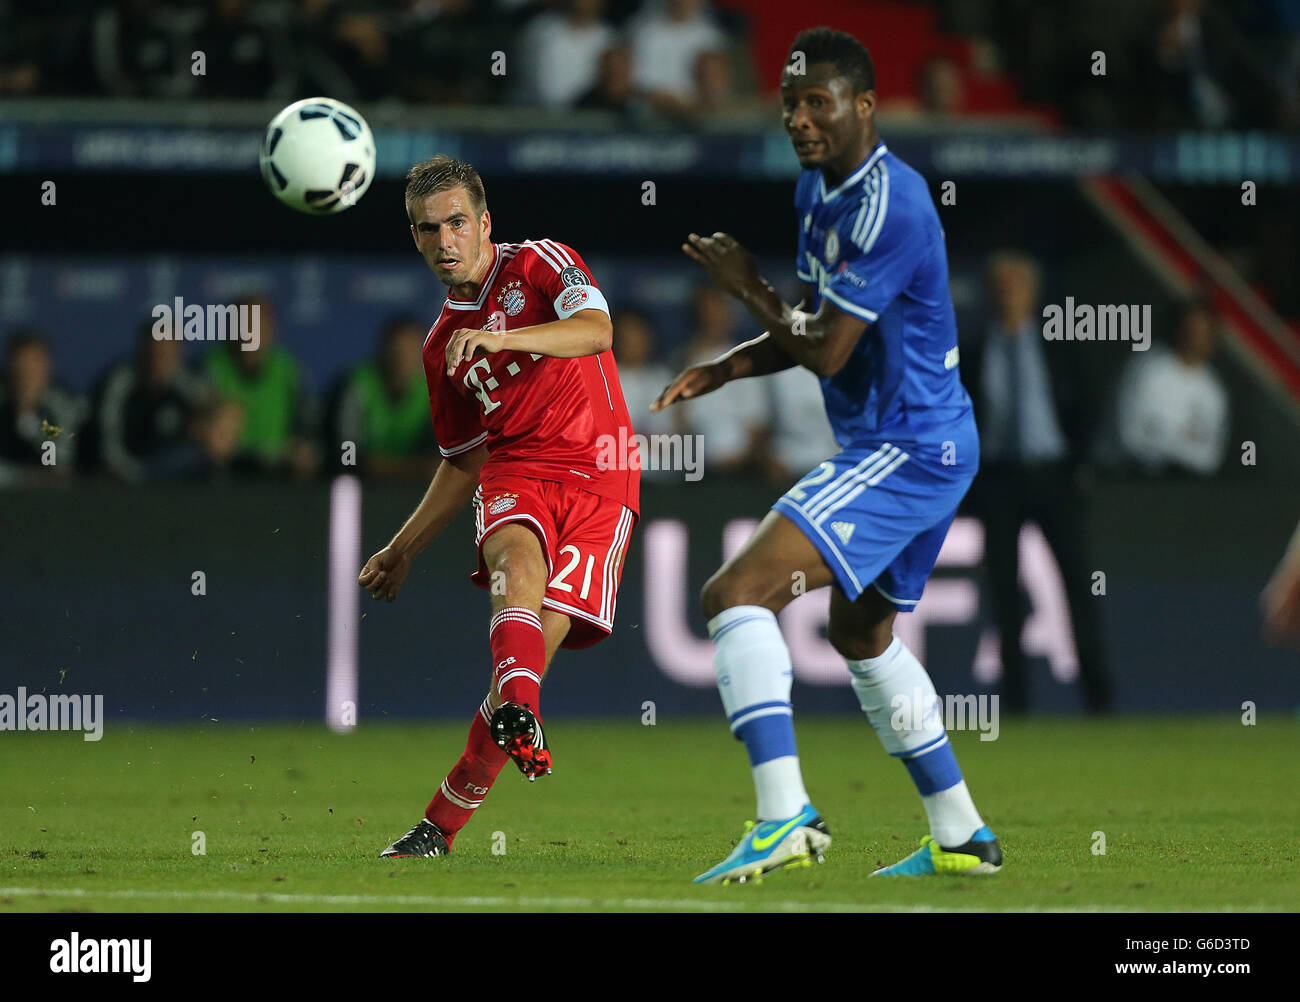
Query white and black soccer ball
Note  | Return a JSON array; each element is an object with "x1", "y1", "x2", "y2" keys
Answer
[{"x1": 259, "y1": 97, "x2": 376, "y2": 214}]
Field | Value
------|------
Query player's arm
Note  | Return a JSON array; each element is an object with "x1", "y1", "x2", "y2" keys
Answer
[
  {"x1": 1263, "y1": 517, "x2": 1300, "y2": 646},
  {"x1": 358, "y1": 444, "x2": 487, "y2": 601},
  {"x1": 684, "y1": 232, "x2": 867, "y2": 378},
  {"x1": 715, "y1": 280, "x2": 815, "y2": 380},
  {"x1": 445, "y1": 310, "x2": 612, "y2": 374},
  {"x1": 651, "y1": 290, "x2": 810, "y2": 413}
]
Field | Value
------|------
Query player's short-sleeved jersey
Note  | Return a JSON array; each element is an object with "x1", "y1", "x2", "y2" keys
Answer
[
  {"x1": 423, "y1": 239, "x2": 639, "y2": 516},
  {"x1": 795, "y1": 142, "x2": 974, "y2": 456}
]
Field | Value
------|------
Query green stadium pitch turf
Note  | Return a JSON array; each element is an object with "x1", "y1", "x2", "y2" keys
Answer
[{"x1": 1, "y1": 715, "x2": 1296, "y2": 913}]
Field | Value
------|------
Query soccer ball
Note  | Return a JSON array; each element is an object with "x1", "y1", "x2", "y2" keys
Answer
[{"x1": 259, "y1": 97, "x2": 376, "y2": 214}]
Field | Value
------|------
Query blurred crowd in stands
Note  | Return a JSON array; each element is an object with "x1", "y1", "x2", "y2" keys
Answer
[
  {"x1": 3, "y1": 0, "x2": 1296, "y2": 131},
  {"x1": 936, "y1": 0, "x2": 1300, "y2": 131},
  {"x1": 0, "y1": 250, "x2": 1232, "y2": 490},
  {"x1": 0, "y1": 0, "x2": 760, "y2": 122}
]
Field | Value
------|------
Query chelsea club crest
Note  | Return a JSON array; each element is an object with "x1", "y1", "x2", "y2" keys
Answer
[{"x1": 824, "y1": 228, "x2": 839, "y2": 264}]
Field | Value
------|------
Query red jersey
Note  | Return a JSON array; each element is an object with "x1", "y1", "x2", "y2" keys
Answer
[{"x1": 423, "y1": 239, "x2": 639, "y2": 516}]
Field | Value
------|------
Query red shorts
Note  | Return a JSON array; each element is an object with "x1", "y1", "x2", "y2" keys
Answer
[{"x1": 471, "y1": 476, "x2": 637, "y2": 649}]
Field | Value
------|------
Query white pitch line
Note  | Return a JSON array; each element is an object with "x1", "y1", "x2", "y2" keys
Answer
[{"x1": 0, "y1": 886, "x2": 1173, "y2": 913}]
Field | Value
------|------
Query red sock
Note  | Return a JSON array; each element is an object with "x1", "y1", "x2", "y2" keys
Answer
[
  {"x1": 425, "y1": 698, "x2": 508, "y2": 844},
  {"x1": 490, "y1": 606, "x2": 545, "y2": 709}
]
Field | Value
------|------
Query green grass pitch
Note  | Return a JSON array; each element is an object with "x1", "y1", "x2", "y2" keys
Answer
[{"x1": 2, "y1": 715, "x2": 1297, "y2": 912}]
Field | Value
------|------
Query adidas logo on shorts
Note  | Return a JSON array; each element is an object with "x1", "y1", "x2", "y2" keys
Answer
[{"x1": 831, "y1": 521, "x2": 855, "y2": 545}]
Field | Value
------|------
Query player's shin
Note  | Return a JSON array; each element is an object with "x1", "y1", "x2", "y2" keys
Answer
[
  {"x1": 847, "y1": 636, "x2": 985, "y2": 847},
  {"x1": 708, "y1": 606, "x2": 810, "y2": 821},
  {"x1": 491, "y1": 606, "x2": 546, "y2": 710},
  {"x1": 425, "y1": 697, "x2": 510, "y2": 844}
]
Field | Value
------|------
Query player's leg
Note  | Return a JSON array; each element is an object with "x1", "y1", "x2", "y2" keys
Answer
[
  {"x1": 831, "y1": 526, "x2": 1001, "y2": 877},
  {"x1": 692, "y1": 509, "x2": 837, "y2": 884},
  {"x1": 412, "y1": 611, "x2": 570, "y2": 853},
  {"x1": 482, "y1": 523, "x2": 549, "y2": 709},
  {"x1": 478, "y1": 522, "x2": 556, "y2": 779},
  {"x1": 486, "y1": 609, "x2": 570, "y2": 714},
  {"x1": 378, "y1": 495, "x2": 560, "y2": 858}
]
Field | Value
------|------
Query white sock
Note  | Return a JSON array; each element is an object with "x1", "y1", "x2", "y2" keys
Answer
[
  {"x1": 709, "y1": 605, "x2": 810, "y2": 821},
  {"x1": 921, "y1": 781, "x2": 984, "y2": 848},
  {"x1": 752, "y1": 759, "x2": 808, "y2": 822},
  {"x1": 847, "y1": 635, "x2": 984, "y2": 847}
]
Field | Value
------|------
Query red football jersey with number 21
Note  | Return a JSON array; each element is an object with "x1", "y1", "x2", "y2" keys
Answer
[{"x1": 423, "y1": 239, "x2": 640, "y2": 516}]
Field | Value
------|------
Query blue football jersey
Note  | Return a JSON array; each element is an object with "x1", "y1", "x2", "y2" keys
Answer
[{"x1": 794, "y1": 142, "x2": 973, "y2": 457}]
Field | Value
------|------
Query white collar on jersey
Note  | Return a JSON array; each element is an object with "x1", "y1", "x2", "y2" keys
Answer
[
  {"x1": 818, "y1": 142, "x2": 889, "y2": 203},
  {"x1": 444, "y1": 243, "x2": 516, "y2": 311}
]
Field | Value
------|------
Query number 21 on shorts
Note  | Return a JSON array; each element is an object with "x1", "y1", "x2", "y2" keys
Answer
[{"x1": 549, "y1": 544, "x2": 595, "y2": 600}]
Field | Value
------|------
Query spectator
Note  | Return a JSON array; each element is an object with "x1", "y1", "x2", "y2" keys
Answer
[
  {"x1": 179, "y1": 397, "x2": 249, "y2": 481},
  {"x1": 91, "y1": 0, "x2": 197, "y2": 99},
  {"x1": 328, "y1": 315, "x2": 436, "y2": 481},
  {"x1": 0, "y1": 330, "x2": 87, "y2": 485},
  {"x1": 693, "y1": 48, "x2": 737, "y2": 113},
  {"x1": 612, "y1": 309, "x2": 674, "y2": 436},
  {"x1": 675, "y1": 284, "x2": 767, "y2": 476},
  {"x1": 765, "y1": 365, "x2": 839, "y2": 486},
  {"x1": 962, "y1": 251, "x2": 1113, "y2": 714},
  {"x1": 611, "y1": 309, "x2": 679, "y2": 482},
  {"x1": 203, "y1": 296, "x2": 319, "y2": 478},
  {"x1": 1143, "y1": 0, "x2": 1233, "y2": 128},
  {"x1": 1116, "y1": 299, "x2": 1229, "y2": 476},
  {"x1": 394, "y1": 0, "x2": 498, "y2": 105},
  {"x1": 0, "y1": 0, "x2": 41, "y2": 95},
  {"x1": 195, "y1": 0, "x2": 289, "y2": 101},
  {"x1": 93, "y1": 321, "x2": 211, "y2": 483},
  {"x1": 628, "y1": 0, "x2": 729, "y2": 114},
  {"x1": 918, "y1": 55, "x2": 966, "y2": 117},
  {"x1": 292, "y1": 0, "x2": 394, "y2": 103},
  {"x1": 575, "y1": 45, "x2": 646, "y2": 117},
  {"x1": 516, "y1": 0, "x2": 617, "y2": 109}
]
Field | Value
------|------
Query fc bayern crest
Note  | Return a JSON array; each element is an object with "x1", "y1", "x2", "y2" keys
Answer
[
  {"x1": 496, "y1": 279, "x2": 526, "y2": 317},
  {"x1": 825, "y1": 228, "x2": 839, "y2": 264},
  {"x1": 502, "y1": 288, "x2": 526, "y2": 316},
  {"x1": 559, "y1": 286, "x2": 589, "y2": 312},
  {"x1": 487, "y1": 493, "x2": 518, "y2": 515}
]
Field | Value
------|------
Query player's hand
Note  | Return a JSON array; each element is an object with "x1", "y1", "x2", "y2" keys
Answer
[
  {"x1": 1262, "y1": 538, "x2": 1300, "y2": 647},
  {"x1": 682, "y1": 232, "x2": 759, "y2": 299},
  {"x1": 358, "y1": 544, "x2": 412, "y2": 602},
  {"x1": 446, "y1": 328, "x2": 506, "y2": 375},
  {"x1": 651, "y1": 360, "x2": 728, "y2": 412}
]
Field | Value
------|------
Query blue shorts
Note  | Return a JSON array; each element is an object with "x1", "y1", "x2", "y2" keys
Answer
[{"x1": 773, "y1": 440, "x2": 975, "y2": 609}]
